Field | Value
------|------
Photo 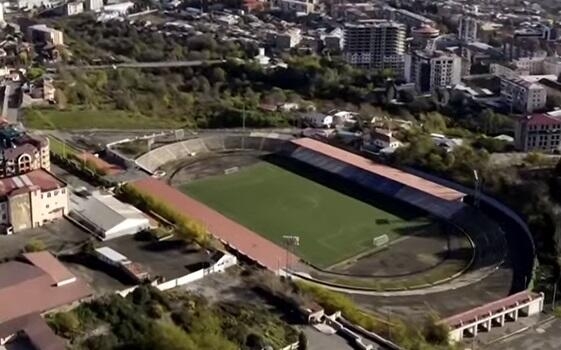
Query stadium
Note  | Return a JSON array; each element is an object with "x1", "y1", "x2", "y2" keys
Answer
[{"x1": 128, "y1": 133, "x2": 534, "y2": 294}]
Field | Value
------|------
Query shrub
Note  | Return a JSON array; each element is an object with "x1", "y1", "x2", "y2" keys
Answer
[
  {"x1": 50, "y1": 311, "x2": 81, "y2": 337},
  {"x1": 24, "y1": 238, "x2": 46, "y2": 252}
]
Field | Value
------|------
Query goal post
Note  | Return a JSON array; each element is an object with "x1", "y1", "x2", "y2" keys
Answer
[
  {"x1": 373, "y1": 234, "x2": 389, "y2": 247},
  {"x1": 224, "y1": 166, "x2": 240, "y2": 175}
]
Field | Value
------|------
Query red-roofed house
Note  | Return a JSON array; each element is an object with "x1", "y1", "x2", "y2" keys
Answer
[
  {"x1": 0, "y1": 169, "x2": 68, "y2": 233},
  {"x1": 0, "y1": 251, "x2": 93, "y2": 324},
  {"x1": 515, "y1": 111, "x2": 561, "y2": 152}
]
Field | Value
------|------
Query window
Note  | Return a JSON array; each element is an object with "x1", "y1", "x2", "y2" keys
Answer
[{"x1": 47, "y1": 193, "x2": 51, "y2": 198}]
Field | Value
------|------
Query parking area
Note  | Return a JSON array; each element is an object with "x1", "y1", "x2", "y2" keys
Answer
[{"x1": 0, "y1": 218, "x2": 91, "y2": 260}]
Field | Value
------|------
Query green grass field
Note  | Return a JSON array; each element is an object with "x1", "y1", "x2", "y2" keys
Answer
[
  {"x1": 181, "y1": 162, "x2": 431, "y2": 268},
  {"x1": 23, "y1": 108, "x2": 186, "y2": 130}
]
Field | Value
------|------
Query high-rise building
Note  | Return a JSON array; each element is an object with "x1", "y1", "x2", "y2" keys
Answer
[
  {"x1": 343, "y1": 20, "x2": 406, "y2": 77},
  {"x1": 409, "y1": 50, "x2": 462, "y2": 93},
  {"x1": 458, "y1": 16, "x2": 478, "y2": 42},
  {"x1": 500, "y1": 76, "x2": 547, "y2": 113}
]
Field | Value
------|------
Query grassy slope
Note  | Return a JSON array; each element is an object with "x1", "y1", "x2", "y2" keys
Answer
[
  {"x1": 23, "y1": 108, "x2": 186, "y2": 130},
  {"x1": 181, "y1": 162, "x2": 429, "y2": 268}
]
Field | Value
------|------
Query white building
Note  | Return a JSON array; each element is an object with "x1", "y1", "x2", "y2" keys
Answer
[
  {"x1": 102, "y1": 1, "x2": 134, "y2": 15},
  {"x1": 65, "y1": 1, "x2": 83, "y2": 15},
  {"x1": 410, "y1": 50, "x2": 462, "y2": 93},
  {"x1": 543, "y1": 56, "x2": 561, "y2": 77},
  {"x1": 72, "y1": 191, "x2": 151, "y2": 240},
  {"x1": 302, "y1": 112, "x2": 333, "y2": 128},
  {"x1": 343, "y1": 20, "x2": 406, "y2": 77},
  {"x1": 500, "y1": 76, "x2": 547, "y2": 113},
  {"x1": 276, "y1": 0, "x2": 319, "y2": 14},
  {"x1": 369, "y1": 129, "x2": 402, "y2": 149},
  {"x1": 276, "y1": 28, "x2": 301, "y2": 50},
  {"x1": 85, "y1": 0, "x2": 103, "y2": 11},
  {"x1": 458, "y1": 16, "x2": 478, "y2": 42}
]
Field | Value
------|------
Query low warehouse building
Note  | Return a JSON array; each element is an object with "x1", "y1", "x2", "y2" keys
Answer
[{"x1": 72, "y1": 191, "x2": 150, "y2": 240}]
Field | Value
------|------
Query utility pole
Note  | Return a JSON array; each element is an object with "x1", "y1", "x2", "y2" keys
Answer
[
  {"x1": 473, "y1": 169, "x2": 481, "y2": 208},
  {"x1": 242, "y1": 104, "x2": 246, "y2": 132},
  {"x1": 553, "y1": 280, "x2": 558, "y2": 311}
]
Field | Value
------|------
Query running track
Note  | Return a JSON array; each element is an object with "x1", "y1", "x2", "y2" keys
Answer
[{"x1": 132, "y1": 177, "x2": 297, "y2": 271}]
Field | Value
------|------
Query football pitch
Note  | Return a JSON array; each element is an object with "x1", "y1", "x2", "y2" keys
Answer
[{"x1": 181, "y1": 162, "x2": 432, "y2": 268}]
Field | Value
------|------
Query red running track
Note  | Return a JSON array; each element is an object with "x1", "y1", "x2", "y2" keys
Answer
[{"x1": 132, "y1": 177, "x2": 297, "y2": 271}]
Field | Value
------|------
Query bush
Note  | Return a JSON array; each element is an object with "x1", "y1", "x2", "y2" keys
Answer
[
  {"x1": 422, "y1": 314, "x2": 449, "y2": 345},
  {"x1": 24, "y1": 238, "x2": 46, "y2": 252},
  {"x1": 298, "y1": 331, "x2": 307, "y2": 350},
  {"x1": 50, "y1": 311, "x2": 81, "y2": 337}
]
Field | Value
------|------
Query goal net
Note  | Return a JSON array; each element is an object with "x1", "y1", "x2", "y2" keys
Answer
[
  {"x1": 224, "y1": 166, "x2": 240, "y2": 175},
  {"x1": 373, "y1": 234, "x2": 389, "y2": 247}
]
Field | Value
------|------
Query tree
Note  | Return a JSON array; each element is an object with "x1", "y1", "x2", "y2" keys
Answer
[
  {"x1": 422, "y1": 314, "x2": 448, "y2": 345},
  {"x1": 50, "y1": 311, "x2": 81, "y2": 336},
  {"x1": 142, "y1": 322, "x2": 197, "y2": 350},
  {"x1": 298, "y1": 331, "x2": 308, "y2": 350},
  {"x1": 24, "y1": 238, "x2": 46, "y2": 252}
]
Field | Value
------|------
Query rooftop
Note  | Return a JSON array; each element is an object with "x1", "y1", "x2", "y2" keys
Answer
[
  {"x1": 0, "y1": 252, "x2": 92, "y2": 324},
  {"x1": 0, "y1": 313, "x2": 65, "y2": 350},
  {"x1": 23, "y1": 252, "x2": 76, "y2": 285},
  {"x1": 519, "y1": 113, "x2": 561, "y2": 126},
  {"x1": 291, "y1": 138, "x2": 465, "y2": 201},
  {"x1": 0, "y1": 169, "x2": 65, "y2": 198},
  {"x1": 73, "y1": 191, "x2": 149, "y2": 235}
]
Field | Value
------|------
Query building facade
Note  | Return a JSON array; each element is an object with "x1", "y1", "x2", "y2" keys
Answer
[
  {"x1": 0, "y1": 169, "x2": 68, "y2": 233},
  {"x1": 500, "y1": 76, "x2": 547, "y2": 113},
  {"x1": 276, "y1": 0, "x2": 319, "y2": 14},
  {"x1": 27, "y1": 25, "x2": 64, "y2": 46},
  {"x1": 458, "y1": 16, "x2": 478, "y2": 42},
  {"x1": 343, "y1": 20, "x2": 406, "y2": 77},
  {"x1": 0, "y1": 125, "x2": 49, "y2": 179},
  {"x1": 515, "y1": 112, "x2": 561, "y2": 152},
  {"x1": 410, "y1": 50, "x2": 462, "y2": 93},
  {"x1": 383, "y1": 6, "x2": 435, "y2": 29}
]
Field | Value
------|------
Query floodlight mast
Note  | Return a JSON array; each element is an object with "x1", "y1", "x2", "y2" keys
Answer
[{"x1": 282, "y1": 235, "x2": 300, "y2": 274}]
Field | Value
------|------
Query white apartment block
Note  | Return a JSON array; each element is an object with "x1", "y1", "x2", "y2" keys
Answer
[
  {"x1": 500, "y1": 76, "x2": 547, "y2": 113},
  {"x1": 410, "y1": 50, "x2": 461, "y2": 93},
  {"x1": 458, "y1": 16, "x2": 478, "y2": 42},
  {"x1": 515, "y1": 112, "x2": 561, "y2": 152},
  {"x1": 276, "y1": 0, "x2": 319, "y2": 14},
  {"x1": 543, "y1": 56, "x2": 561, "y2": 77},
  {"x1": 343, "y1": 20, "x2": 406, "y2": 77}
]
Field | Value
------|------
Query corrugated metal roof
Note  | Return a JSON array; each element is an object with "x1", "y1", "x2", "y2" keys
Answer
[
  {"x1": 76, "y1": 192, "x2": 149, "y2": 234},
  {"x1": 95, "y1": 247, "x2": 129, "y2": 264},
  {"x1": 291, "y1": 138, "x2": 465, "y2": 201}
]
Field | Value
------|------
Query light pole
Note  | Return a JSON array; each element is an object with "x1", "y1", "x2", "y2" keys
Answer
[
  {"x1": 282, "y1": 235, "x2": 300, "y2": 273},
  {"x1": 473, "y1": 169, "x2": 481, "y2": 208}
]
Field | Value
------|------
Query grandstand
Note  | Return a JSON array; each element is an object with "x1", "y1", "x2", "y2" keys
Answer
[
  {"x1": 134, "y1": 134, "x2": 290, "y2": 174},
  {"x1": 284, "y1": 138, "x2": 507, "y2": 283}
]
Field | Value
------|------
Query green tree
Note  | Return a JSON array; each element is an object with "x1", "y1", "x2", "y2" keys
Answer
[
  {"x1": 24, "y1": 238, "x2": 46, "y2": 252},
  {"x1": 50, "y1": 311, "x2": 81, "y2": 336}
]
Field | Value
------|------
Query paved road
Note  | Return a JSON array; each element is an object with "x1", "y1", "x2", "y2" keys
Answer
[{"x1": 59, "y1": 59, "x2": 226, "y2": 70}]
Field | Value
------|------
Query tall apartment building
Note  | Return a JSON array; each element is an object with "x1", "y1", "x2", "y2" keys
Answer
[
  {"x1": 343, "y1": 20, "x2": 406, "y2": 77},
  {"x1": 500, "y1": 76, "x2": 547, "y2": 113},
  {"x1": 409, "y1": 50, "x2": 461, "y2": 93},
  {"x1": 515, "y1": 112, "x2": 561, "y2": 152},
  {"x1": 276, "y1": 0, "x2": 319, "y2": 14},
  {"x1": 458, "y1": 16, "x2": 478, "y2": 42},
  {"x1": 0, "y1": 124, "x2": 50, "y2": 179}
]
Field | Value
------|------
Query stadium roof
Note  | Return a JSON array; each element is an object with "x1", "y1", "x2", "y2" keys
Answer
[
  {"x1": 291, "y1": 138, "x2": 465, "y2": 201},
  {"x1": 441, "y1": 291, "x2": 541, "y2": 328}
]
